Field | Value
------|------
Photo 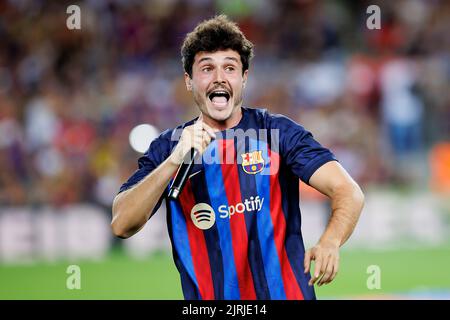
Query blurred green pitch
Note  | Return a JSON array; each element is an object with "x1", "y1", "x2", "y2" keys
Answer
[{"x1": 1, "y1": 246, "x2": 449, "y2": 299}]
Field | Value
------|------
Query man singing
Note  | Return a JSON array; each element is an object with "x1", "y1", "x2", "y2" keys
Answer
[{"x1": 112, "y1": 15, "x2": 364, "y2": 300}]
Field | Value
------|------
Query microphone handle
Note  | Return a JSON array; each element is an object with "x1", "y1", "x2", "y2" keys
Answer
[{"x1": 168, "y1": 148, "x2": 199, "y2": 200}]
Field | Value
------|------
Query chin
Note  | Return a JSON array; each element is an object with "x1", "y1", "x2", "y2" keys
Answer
[
  {"x1": 205, "y1": 103, "x2": 234, "y2": 122},
  {"x1": 208, "y1": 109, "x2": 232, "y2": 122}
]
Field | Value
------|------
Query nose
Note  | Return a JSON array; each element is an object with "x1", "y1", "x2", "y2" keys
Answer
[{"x1": 213, "y1": 68, "x2": 226, "y2": 85}]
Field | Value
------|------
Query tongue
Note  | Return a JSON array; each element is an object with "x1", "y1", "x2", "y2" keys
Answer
[{"x1": 212, "y1": 96, "x2": 227, "y2": 105}]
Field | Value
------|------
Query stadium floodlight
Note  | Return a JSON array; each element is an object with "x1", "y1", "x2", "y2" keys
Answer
[{"x1": 129, "y1": 124, "x2": 159, "y2": 154}]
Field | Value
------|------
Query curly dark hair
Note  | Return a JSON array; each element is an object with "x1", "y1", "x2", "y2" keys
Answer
[{"x1": 181, "y1": 15, "x2": 254, "y2": 77}]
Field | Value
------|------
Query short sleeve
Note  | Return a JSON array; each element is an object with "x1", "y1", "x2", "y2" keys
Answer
[
  {"x1": 118, "y1": 131, "x2": 171, "y2": 215},
  {"x1": 270, "y1": 113, "x2": 337, "y2": 184}
]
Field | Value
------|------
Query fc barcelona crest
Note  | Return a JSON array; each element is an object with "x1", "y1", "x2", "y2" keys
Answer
[{"x1": 241, "y1": 151, "x2": 265, "y2": 174}]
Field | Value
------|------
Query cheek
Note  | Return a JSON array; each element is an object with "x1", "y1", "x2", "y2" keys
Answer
[
  {"x1": 231, "y1": 80, "x2": 244, "y2": 93},
  {"x1": 192, "y1": 73, "x2": 212, "y2": 86},
  {"x1": 195, "y1": 81, "x2": 211, "y2": 93}
]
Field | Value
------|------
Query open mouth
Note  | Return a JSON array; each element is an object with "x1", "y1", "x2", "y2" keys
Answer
[{"x1": 208, "y1": 90, "x2": 231, "y2": 107}]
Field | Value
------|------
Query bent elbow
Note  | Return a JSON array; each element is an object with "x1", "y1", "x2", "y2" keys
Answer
[
  {"x1": 110, "y1": 192, "x2": 149, "y2": 239},
  {"x1": 111, "y1": 219, "x2": 131, "y2": 239},
  {"x1": 111, "y1": 207, "x2": 133, "y2": 239},
  {"x1": 111, "y1": 196, "x2": 131, "y2": 238},
  {"x1": 337, "y1": 179, "x2": 365, "y2": 211}
]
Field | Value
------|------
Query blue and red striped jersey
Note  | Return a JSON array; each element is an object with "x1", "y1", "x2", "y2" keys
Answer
[{"x1": 119, "y1": 107, "x2": 337, "y2": 300}]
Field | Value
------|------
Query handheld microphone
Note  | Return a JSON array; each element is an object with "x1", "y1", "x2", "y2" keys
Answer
[{"x1": 168, "y1": 148, "x2": 199, "y2": 200}]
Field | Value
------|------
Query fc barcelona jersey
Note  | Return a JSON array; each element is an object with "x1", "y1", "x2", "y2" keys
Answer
[{"x1": 119, "y1": 107, "x2": 337, "y2": 300}]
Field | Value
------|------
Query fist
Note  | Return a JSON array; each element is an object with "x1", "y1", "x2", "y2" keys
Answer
[{"x1": 169, "y1": 113, "x2": 217, "y2": 165}]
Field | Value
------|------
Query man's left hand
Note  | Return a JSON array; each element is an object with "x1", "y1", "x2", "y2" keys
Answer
[{"x1": 304, "y1": 241, "x2": 340, "y2": 286}]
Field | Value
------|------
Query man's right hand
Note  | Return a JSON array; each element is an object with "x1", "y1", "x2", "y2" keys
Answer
[{"x1": 169, "y1": 113, "x2": 217, "y2": 165}]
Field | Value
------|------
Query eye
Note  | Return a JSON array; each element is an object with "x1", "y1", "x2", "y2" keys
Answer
[
  {"x1": 225, "y1": 66, "x2": 235, "y2": 72},
  {"x1": 202, "y1": 66, "x2": 212, "y2": 72}
]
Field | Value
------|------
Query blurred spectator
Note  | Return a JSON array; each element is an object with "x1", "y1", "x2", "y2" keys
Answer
[{"x1": 0, "y1": 0, "x2": 449, "y2": 208}]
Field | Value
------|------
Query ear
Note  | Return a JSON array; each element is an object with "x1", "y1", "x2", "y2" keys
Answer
[
  {"x1": 242, "y1": 69, "x2": 249, "y2": 88},
  {"x1": 184, "y1": 72, "x2": 192, "y2": 91}
]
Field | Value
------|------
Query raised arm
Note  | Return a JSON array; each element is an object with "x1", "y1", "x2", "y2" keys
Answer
[
  {"x1": 111, "y1": 116, "x2": 216, "y2": 239},
  {"x1": 111, "y1": 157, "x2": 179, "y2": 239}
]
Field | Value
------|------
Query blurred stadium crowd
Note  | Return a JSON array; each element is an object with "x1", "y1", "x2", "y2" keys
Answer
[{"x1": 0, "y1": 0, "x2": 449, "y2": 210}]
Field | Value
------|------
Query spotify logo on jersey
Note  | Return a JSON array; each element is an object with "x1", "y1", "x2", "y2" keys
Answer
[{"x1": 190, "y1": 203, "x2": 216, "y2": 230}]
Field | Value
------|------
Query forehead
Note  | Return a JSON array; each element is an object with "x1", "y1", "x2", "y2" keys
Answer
[{"x1": 193, "y1": 49, "x2": 241, "y2": 65}]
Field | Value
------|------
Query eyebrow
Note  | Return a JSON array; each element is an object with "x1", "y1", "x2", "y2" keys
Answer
[{"x1": 197, "y1": 56, "x2": 240, "y2": 64}]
